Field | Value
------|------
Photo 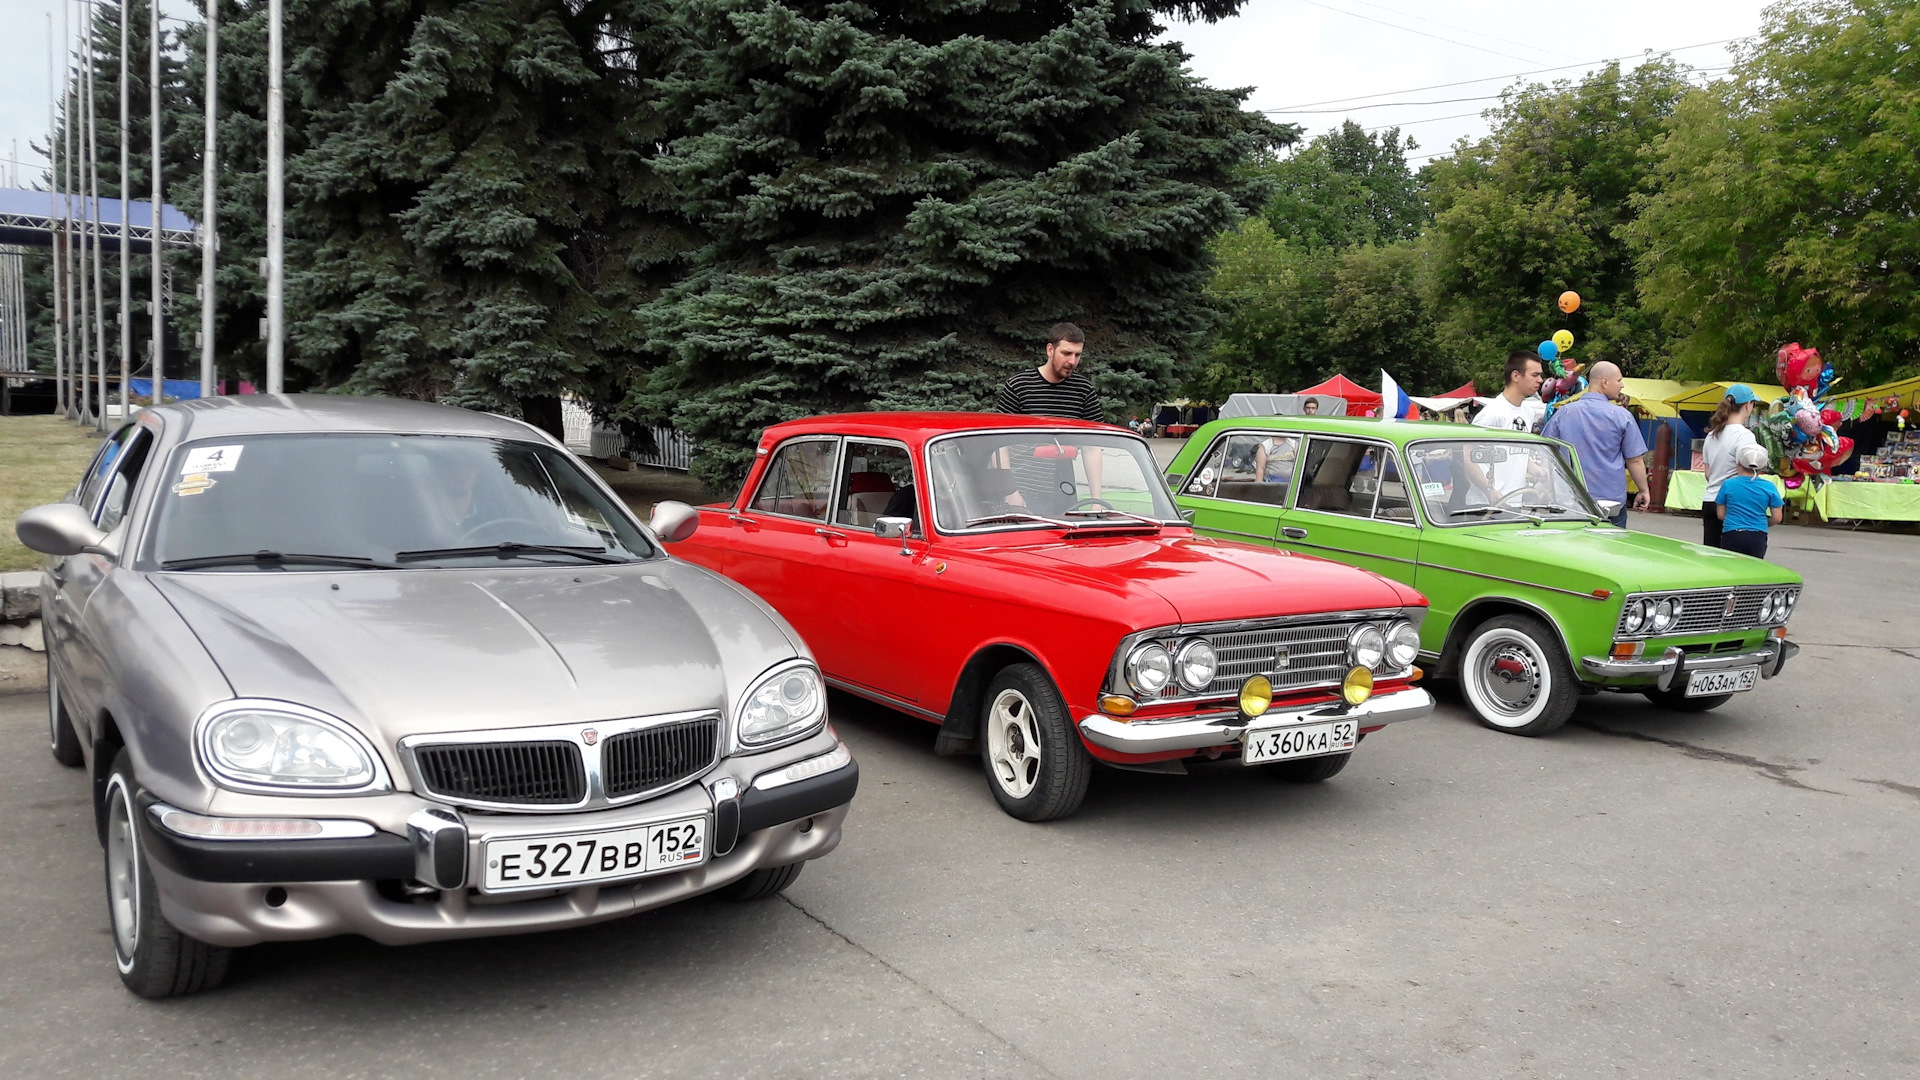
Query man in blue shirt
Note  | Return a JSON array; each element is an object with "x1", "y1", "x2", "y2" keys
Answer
[{"x1": 1542, "y1": 361, "x2": 1650, "y2": 527}]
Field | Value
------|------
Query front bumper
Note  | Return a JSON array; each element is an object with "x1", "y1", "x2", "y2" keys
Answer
[
  {"x1": 1580, "y1": 638, "x2": 1798, "y2": 691},
  {"x1": 138, "y1": 743, "x2": 858, "y2": 948},
  {"x1": 1077, "y1": 686, "x2": 1434, "y2": 756}
]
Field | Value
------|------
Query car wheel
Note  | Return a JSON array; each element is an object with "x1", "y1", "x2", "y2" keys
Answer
[
  {"x1": 48, "y1": 664, "x2": 84, "y2": 767},
  {"x1": 103, "y1": 750, "x2": 231, "y2": 998},
  {"x1": 979, "y1": 663, "x2": 1091, "y2": 822},
  {"x1": 720, "y1": 862, "x2": 803, "y2": 901},
  {"x1": 1264, "y1": 752, "x2": 1351, "y2": 783},
  {"x1": 1642, "y1": 687, "x2": 1735, "y2": 713},
  {"x1": 1459, "y1": 614, "x2": 1580, "y2": 736}
]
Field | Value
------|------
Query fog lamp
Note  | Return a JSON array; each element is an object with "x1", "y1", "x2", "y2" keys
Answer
[
  {"x1": 1238, "y1": 675, "x2": 1273, "y2": 718},
  {"x1": 1342, "y1": 666, "x2": 1374, "y2": 706}
]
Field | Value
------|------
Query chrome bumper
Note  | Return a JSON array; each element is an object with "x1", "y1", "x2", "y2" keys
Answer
[
  {"x1": 1077, "y1": 686, "x2": 1434, "y2": 755},
  {"x1": 1580, "y1": 639, "x2": 1798, "y2": 691}
]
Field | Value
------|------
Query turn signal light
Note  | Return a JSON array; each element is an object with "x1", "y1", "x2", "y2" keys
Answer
[
  {"x1": 1099, "y1": 695, "x2": 1138, "y2": 717},
  {"x1": 1611, "y1": 641, "x2": 1645, "y2": 659},
  {"x1": 1409, "y1": 666, "x2": 1424, "y2": 683},
  {"x1": 1238, "y1": 675, "x2": 1273, "y2": 718},
  {"x1": 1342, "y1": 666, "x2": 1374, "y2": 706}
]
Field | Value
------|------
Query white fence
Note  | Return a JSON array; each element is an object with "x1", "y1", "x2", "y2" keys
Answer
[{"x1": 560, "y1": 399, "x2": 694, "y2": 471}]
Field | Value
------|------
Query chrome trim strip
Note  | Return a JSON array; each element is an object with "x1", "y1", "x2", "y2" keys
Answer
[
  {"x1": 1580, "y1": 640, "x2": 1794, "y2": 682},
  {"x1": 1436, "y1": 563, "x2": 1613, "y2": 601},
  {"x1": 1079, "y1": 687, "x2": 1434, "y2": 755},
  {"x1": 1192, "y1": 524, "x2": 1279, "y2": 543},
  {"x1": 147, "y1": 803, "x2": 378, "y2": 840},
  {"x1": 751, "y1": 743, "x2": 854, "y2": 791},
  {"x1": 1280, "y1": 538, "x2": 1420, "y2": 565},
  {"x1": 399, "y1": 709, "x2": 722, "y2": 813},
  {"x1": 822, "y1": 674, "x2": 946, "y2": 722}
]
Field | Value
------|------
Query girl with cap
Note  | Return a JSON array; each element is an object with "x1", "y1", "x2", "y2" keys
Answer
[
  {"x1": 1714, "y1": 443, "x2": 1784, "y2": 559},
  {"x1": 1700, "y1": 384, "x2": 1760, "y2": 548}
]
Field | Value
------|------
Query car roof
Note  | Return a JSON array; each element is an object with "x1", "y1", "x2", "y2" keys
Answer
[
  {"x1": 760, "y1": 411, "x2": 1119, "y2": 444},
  {"x1": 1190, "y1": 415, "x2": 1554, "y2": 447},
  {"x1": 147, "y1": 394, "x2": 549, "y2": 443}
]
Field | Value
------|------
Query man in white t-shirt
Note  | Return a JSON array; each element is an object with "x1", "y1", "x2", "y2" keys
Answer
[{"x1": 1473, "y1": 350, "x2": 1548, "y2": 434}]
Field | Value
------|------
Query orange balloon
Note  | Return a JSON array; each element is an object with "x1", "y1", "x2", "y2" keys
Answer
[{"x1": 1558, "y1": 290, "x2": 1581, "y2": 314}]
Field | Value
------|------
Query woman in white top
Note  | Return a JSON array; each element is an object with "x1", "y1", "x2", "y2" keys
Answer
[{"x1": 1699, "y1": 384, "x2": 1760, "y2": 548}]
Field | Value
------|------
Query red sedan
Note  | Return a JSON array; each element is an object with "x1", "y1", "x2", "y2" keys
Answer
[{"x1": 674, "y1": 413, "x2": 1433, "y2": 821}]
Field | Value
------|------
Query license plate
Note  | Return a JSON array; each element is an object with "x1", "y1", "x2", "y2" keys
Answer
[
  {"x1": 1243, "y1": 719, "x2": 1358, "y2": 765},
  {"x1": 481, "y1": 816, "x2": 707, "y2": 893},
  {"x1": 1685, "y1": 667, "x2": 1758, "y2": 697}
]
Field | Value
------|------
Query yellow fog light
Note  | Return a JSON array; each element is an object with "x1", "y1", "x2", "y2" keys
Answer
[
  {"x1": 1238, "y1": 675, "x2": 1273, "y2": 718},
  {"x1": 1099, "y1": 695, "x2": 1138, "y2": 717},
  {"x1": 1342, "y1": 666, "x2": 1374, "y2": 706}
]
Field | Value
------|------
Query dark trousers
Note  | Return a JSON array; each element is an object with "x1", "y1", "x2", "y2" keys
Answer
[
  {"x1": 1609, "y1": 507, "x2": 1630, "y2": 528},
  {"x1": 1719, "y1": 529, "x2": 1769, "y2": 559},
  {"x1": 1701, "y1": 509, "x2": 1724, "y2": 548}
]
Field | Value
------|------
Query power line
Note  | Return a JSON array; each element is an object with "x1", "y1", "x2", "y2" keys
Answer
[
  {"x1": 1259, "y1": 37, "x2": 1740, "y2": 113},
  {"x1": 1296, "y1": 64, "x2": 1738, "y2": 124},
  {"x1": 1333, "y1": 0, "x2": 1582, "y2": 63},
  {"x1": 1294, "y1": 0, "x2": 1539, "y2": 66}
]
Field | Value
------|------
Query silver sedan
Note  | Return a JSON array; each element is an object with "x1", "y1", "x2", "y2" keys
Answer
[{"x1": 17, "y1": 395, "x2": 857, "y2": 997}]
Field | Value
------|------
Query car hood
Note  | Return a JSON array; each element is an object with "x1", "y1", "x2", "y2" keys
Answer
[
  {"x1": 149, "y1": 561, "x2": 801, "y2": 746},
  {"x1": 1442, "y1": 523, "x2": 1804, "y2": 593},
  {"x1": 998, "y1": 534, "x2": 1420, "y2": 625}
]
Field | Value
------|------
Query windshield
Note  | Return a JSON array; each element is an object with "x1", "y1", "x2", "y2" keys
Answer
[
  {"x1": 1404, "y1": 439, "x2": 1602, "y2": 524},
  {"x1": 148, "y1": 434, "x2": 656, "y2": 569},
  {"x1": 926, "y1": 431, "x2": 1181, "y2": 532}
]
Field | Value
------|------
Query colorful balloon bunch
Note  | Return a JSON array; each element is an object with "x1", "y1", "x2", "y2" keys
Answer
[
  {"x1": 1536, "y1": 329, "x2": 1584, "y2": 410},
  {"x1": 1767, "y1": 343, "x2": 1854, "y2": 477}
]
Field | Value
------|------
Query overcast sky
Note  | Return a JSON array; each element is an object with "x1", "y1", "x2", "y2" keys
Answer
[{"x1": 0, "y1": 0, "x2": 1777, "y2": 199}]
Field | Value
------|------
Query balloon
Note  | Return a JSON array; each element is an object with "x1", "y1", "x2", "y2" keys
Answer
[
  {"x1": 1558, "y1": 291, "x2": 1581, "y2": 313},
  {"x1": 1550, "y1": 358, "x2": 1565, "y2": 377},
  {"x1": 1784, "y1": 476, "x2": 1804, "y2": 490},
  {"x1": 1775, "y1": 342, "x2": 1824, "y2": 392},
  {"x1": 1794, "y1": 410, "x2": 1821, "y2": 436},
  {"x1": 1538, "y1": 340, "x2": 1559, "y2": 361},
  {"x1": 1552, "y1": 329, "x2": 1574, "y2": 353},
  {"x1": 1820, "y1": 408, "x2": 1841, "y2": 427}
]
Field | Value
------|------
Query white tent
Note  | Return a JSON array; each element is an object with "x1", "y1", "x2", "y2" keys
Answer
[{"x1": 1218, "y1": 393, "x2": 1348, "y2": 418}]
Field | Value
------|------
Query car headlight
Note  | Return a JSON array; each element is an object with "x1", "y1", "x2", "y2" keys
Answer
[
  {"x1": 1126, "y1": 642, "x2": 1174, "y2": 696},
  {"x1": 1384, "y1": 621, "x2": 1421, "y2": 669},
  {"x1": 1173, "y1": 639, "x2": 1218, "y2": 693},
  {"x1": 738, "y1": 662, "x2": 827, "y2": 748},
  {"x1": 1348, "y1": 624, "x2": 1386, "y2": 670},
  {"x1": 1651, "y1": 597, "x2": 1678, "y2": 633},
  {"x1": 1764, "y1": 591, "x2": 1783, "y2": 622},
  {"x1": 198, "y1": 703, "x2": 386, "y2": 791},
  {"x1": 1781, "y1": 588, "x2": 1798, "y2": 619},
  {"x1": 1622, "y1": 598, "x2": 1647, "y2": 634}
]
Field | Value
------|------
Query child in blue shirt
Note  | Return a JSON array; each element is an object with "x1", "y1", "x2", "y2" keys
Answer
[{"x1": 1714, "y1": 445, "x2": 1784, "y2": 558}]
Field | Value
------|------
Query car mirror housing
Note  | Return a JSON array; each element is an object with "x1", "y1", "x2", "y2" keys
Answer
[
  {"x1": 16, "y1": 503, "x2": 112, "y2": 557},
  {"x1": 873, "y1": 516, "x2": 911, "y2": 540},
  {"x1": 648, "y1": 501, "x2": 699, "y2": 543}
]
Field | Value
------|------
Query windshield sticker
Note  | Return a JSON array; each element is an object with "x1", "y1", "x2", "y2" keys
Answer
[
  {"x1": 181, "y1": 445, "x2": 244, "y2": 474},
  {"x1": 172, "y1": 474, "x2": 217, "y2": 497},
  {"x1": 1422, "y1": 482, "x2": 1446, "y2": 498}
]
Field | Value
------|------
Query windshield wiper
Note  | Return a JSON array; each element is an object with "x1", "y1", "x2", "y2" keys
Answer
[
  {"x1": 162, "y1": 551, "x2": 401, "y2": 571},
  {"x1": 1062, "y1": 508, "x2": 1166, "y2": 529},
  {"x1": 964, "y1": 512, "x2": 1069, "y2": 529},
  {"x1": 1516, "y1": 502, "x2": 1595, "y2": 520},
  {"x1": 1447, "y1": 505, "x2": 1543, "y2": 525},
  {"x1": 393, "y1": 542, "x2": 628, "y2": 565}
]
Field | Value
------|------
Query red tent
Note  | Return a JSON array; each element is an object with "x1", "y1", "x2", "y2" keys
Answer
[
  {"x1": 1296, "y1": 373, "x2": 1381, "y2": 408},
  {"x1": 1435, "y1": 381, "x2": 1480, "y2": 399}
]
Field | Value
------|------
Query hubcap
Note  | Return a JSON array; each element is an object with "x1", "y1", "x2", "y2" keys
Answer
[
  {"x1": 986, "y1": 689, "x2": 1042, "y2": 799},
  {"x1": 106, "y1": 783, "x2": 139, "y2": 962},
  {"x1": 1473, "y1": 630, "x2": 1545, "y2": 720}
]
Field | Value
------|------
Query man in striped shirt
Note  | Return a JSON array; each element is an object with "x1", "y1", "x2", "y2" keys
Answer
[{"x1": 993, "y1": 323, "x2": 1108, "y2": 510}]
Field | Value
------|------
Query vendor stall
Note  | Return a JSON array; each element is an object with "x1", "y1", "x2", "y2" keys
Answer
[{"x1": 1295, "y1": 374, "x2": 1382, "y2": 415}]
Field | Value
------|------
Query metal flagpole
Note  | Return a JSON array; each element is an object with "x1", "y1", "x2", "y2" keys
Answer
[
  {"x1": 119, "y1": 0, "x2": 130, "y2": 417},
  {"x1": 265, "y1": 0, "x2": 283, "y2": 394},
  {"x1": 76, "y1": 3, "x2": 93, "y2": 427},
  {"x1": 64, "y1": 5, "x2": 78, "y2": 421},
  {"x1": 85, "y1": 2, "x2": 107, "y2": 430},
  {"x1": 199, "y1": 0, "x2": 217, "y2": 398},
  {"x1": 149, "y1": 0, "x2": 163, "y2": 405},
  {"x1": 48, "y1": 13, "x2": 67, "y2": 416}
]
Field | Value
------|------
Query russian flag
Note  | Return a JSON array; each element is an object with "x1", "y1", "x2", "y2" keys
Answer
[{"x1": 1380, "y1": 369, "x2": 1418, "y2": 421}]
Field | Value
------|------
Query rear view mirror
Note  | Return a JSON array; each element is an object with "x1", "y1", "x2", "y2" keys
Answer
[
  {"x1": 16, "y1": 503, "x2": 112, "y2": 557},
  {"x1": 647, "y1": 501, "x2": 699, "y2": 543},
  {"x1": 1469, "y1": 446, "x2": 1509, "y2": 464}
]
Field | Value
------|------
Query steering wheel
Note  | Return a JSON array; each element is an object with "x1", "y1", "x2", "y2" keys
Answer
[
  {"x1": 457, "y1": 516, "x2": 545, "y2": 543},
  {"x1": 1492, "y1": 486, "x2": 1543, "y2": 509},
  {"x1": 1065, "y1": 497, "x2": 1117, "y2": 514}
]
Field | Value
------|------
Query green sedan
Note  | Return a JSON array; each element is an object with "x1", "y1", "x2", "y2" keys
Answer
[{"x1": 1166, "y1": 416, "x2": 1803, "y2": 735}]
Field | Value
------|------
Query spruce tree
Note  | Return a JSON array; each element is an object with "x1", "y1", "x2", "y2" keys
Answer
[{"x1": 631, "y1": 0, "x2": 1286, "y2": 487}]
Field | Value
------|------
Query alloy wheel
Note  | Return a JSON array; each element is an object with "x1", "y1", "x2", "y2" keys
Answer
[
  {"x1": 105, "y1": 778, "x2": 141, "y2": 968},
  {"x1": 985, "y1": 688, "x2": 1042, "y2": 799}
]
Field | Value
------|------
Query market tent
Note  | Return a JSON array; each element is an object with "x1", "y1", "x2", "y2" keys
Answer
[
  {"x1": 1434, "y1": 381, "x2": 1480, "y2": 399},
  {"x1": 1296, "y1": 373, "x2": 1381, "y2": 408},
  {"x1": 1219, "y1": 393, "x2": 1348, "y2": 417},
  {"x1": 1826, "y1": 374, "x2": 1920, "y2": 410},
  {"x1": 1563, "y1": 377, "x2": 1693, "y2": 417},
  {"x1": 1664, "y1": 380, "x2": 1789, "y2": 410},
  {"x1": 1411, "y1": 395, "x2": 1475, "y2": 414}
]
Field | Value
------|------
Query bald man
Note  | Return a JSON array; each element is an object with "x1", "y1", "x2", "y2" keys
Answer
[{"x1": 1542, "y1": 361, "x2": 1651, "y2": 527}]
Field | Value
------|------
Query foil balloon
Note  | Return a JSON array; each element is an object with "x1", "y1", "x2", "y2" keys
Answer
[
  {"x1": 1820, "y1": 408, "x2": 1841, "y2": 427},
  {"x1": 1552, "y1": 329, "x2": 1574, "y2": 354},
  {"x1": 1775, "y1": 343, "x2": 1823, "y2": 392},
  {"x1": 1558, "y1": 291, "x2": 1581, "y2": 313}
]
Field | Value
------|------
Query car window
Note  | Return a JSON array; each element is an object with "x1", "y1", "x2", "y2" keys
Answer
[
  {"x1": 77, "y1": 425, "x2": 137, "y2": 513},
  {"x1": 1374, "y1": 452, "x2": 1415, "y2": 522},
  {"x1": 96, "y1": 428, "x2": 156, "y2": 533},
  {"x1": 834, "y1": 440, "x2": 916, "y2": 528},
  {"x1": 926, "y1": 431, "x2": 1179, "y2": 531},
  {"x1": 1295, "y1": 439, "x2": 1387, "y2": 519},
  {"x1": 1183, "y1": 432, "x2": 1297, "y2": 506},
  {"x1": 751, "y1": 438, "x2": 837, "y2": 521},
  {"x1": 1406, "y1": 439, "x2": 1601, "y2": 524}
]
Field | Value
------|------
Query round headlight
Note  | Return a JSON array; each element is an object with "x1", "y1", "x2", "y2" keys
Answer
[
  {"x1": 1173, "y1": 639, "x2": 1218, "y2": 693},
  {"x1": 1764, "y1": 591, "x2": 1782, "y2": 622},
  {"x1": 1126, "y1": 643, "x2": 1174, "y2": 696},
  {"x1": 739, "y1": 663, "x2": 826, "y2": 746},
  {"x1": 1651, "y1": 597, "x2": 1677, "y2": 632},
  {"x1": 1622, "y1": 598, "x2": 1646, "y2": 634},
  {"x1": 1384, "y1": 621, "x2": 1421, "y2": 669},
  {"x1": 1239, "y1": 675, "x2": 1273, "y2": 718},
  {"x1": 1782, "y1": 589, "x2": 1799, "y2": 618},
  {"x1": 200, "y1": 707, "x2": 380, "y2": 790},
  {"x1": 1349, "y1": 624, "x2": 1387, "y2": 670}
]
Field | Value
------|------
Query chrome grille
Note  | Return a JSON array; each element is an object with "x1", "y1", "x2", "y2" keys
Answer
[
  {"x1": 1615, "y1": 586, "x2": 1781, "y2": 637},
  {"x1": 602, "y1": 717, "x2": 720, "y2": 798},
  {"x1": 414, "y1": 741, "x2": 585, "y2": 806},
  {"x1": 1201, "y1": 623, "x2": 1352, "y2": 694}
]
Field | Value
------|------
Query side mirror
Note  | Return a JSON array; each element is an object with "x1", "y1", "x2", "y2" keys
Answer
[
  {"x1": 648, "y1": 501, "x2": 699, "y2": 543},
  {"x1": 16, "y1": 503, "x2": 111, "y2": 557},
  {"x1": 874, "y1": 516, "x2": 914, "y2": 556},
  {"x1": 1593, "y1": 499, "x2": 1623, "y2": 518},
  {"x1": 1179, "y1": 508, "x2": 1196, "y2": 522}
]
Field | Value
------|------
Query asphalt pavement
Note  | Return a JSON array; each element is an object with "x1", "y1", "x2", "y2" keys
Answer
[{"x1": 3, "y1": 511, "x2": 1916, "y2": 1079}]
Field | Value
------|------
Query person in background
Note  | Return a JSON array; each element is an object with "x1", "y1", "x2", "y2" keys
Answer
[
  {"x1": 1715, "y1": 444, "x2": 1784, "y2": 558},
  {"x1": 1541, "y1": 360, "x2": 1651, "y2": 527},
  {"x1": 1699, "y1": 383, "x2": 1761, "y2": 548},
  {"x1": 1473, "y1": 350, "x2": 1547, "y2": 433},
  {"x1": 1302, "y1": 398, "x2": 1321, "y2": 416}
]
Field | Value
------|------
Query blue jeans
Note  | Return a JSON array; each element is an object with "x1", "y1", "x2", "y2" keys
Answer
[{"x1": 1609, "y1": 507, "x2": 1629, "y2": 528}]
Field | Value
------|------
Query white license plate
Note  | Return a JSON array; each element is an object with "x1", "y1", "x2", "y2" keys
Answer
[
  {"x1": 481, "y1": 816, "x2": 707, "y2": 893},
  {"x1": 1685, "y1": 667, "x2": 1758, "y2": 697},
  {"x1": 1243, "y1": 719, "x2": 1359, "y2": 765}
]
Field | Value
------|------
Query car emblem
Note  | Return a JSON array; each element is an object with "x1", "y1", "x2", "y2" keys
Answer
[
  {"x1": 1271, "y1": 648, "x2": 1290, "y2": 670},
  {"x1": 581, "y1": 728, "x2": 599, "y2": 746},
  {"x1": 1723, "y1": 595, "x2": 1737, "y2": 619}
]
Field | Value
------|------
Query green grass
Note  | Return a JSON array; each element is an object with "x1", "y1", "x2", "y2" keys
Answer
[{"x1": 0, "y1": 415, "x2": 106, "y2": 572}]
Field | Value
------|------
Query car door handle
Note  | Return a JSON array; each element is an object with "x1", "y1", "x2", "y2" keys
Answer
[
  {"x1": 814, "y1": 527, "x2": 847, "y2": 543},
  {"x1": 1280, "y1": 527, "x2": 1309, "y2": 540}
]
